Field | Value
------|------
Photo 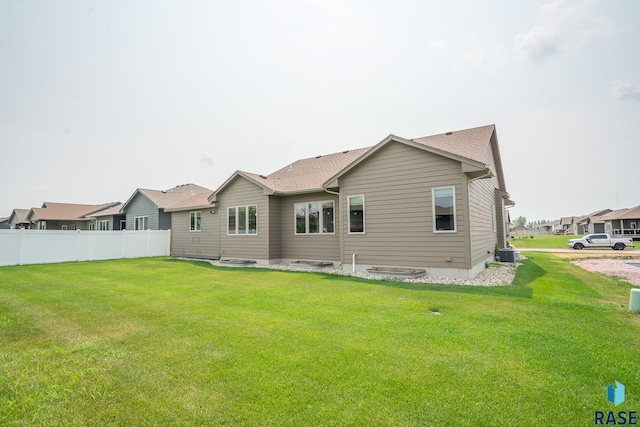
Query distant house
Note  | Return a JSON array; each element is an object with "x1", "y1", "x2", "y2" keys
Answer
[
  {"x1": 575, "y1": 209, "x2": 612, "y2": 235},
  {"x1": 87, "y1": 203, "x2": 126, "y2": 231},
  {"x1": 120, "y1": 184, "x2": 213, "y2": 231},
  {"x1": 25, "y1": 202, "x2": 121, "y2": 230},
  {"x1": 599, "y1": 205, "x2": 640, "y2": 240},
  {"x1": 170, "y1": 124, "x2": 514, "y2": 279},
  {"x1": 8, "y1": 209, "x2": 32, "y2": 229},
  {"x1": 559, "y1": 217, "x2": 575, "y2": 234},
  {"x1": 0, "y1": 217, "x2": 9, "y2": 229}
]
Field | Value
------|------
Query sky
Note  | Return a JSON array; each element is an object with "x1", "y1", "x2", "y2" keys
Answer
[{"x1": 1, "y1": 0, "x2": 639, "y2": 223}]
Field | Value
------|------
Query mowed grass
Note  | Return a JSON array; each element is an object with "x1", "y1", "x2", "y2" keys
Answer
[
  {"x1": 510, "y1": 234, "x2": 580, "y2": 248},
  {"x1": 1, "y1": 255, "x2": 639, "y2": 426}
]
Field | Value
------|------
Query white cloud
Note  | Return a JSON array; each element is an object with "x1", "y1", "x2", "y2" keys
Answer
[
  {"x1": 428, "y1": 40, "x2": 448, "y2": 58},
  {"x1": 201, "y1": 152, "x2": 214, "y2": 167},
  {"x1": 611, "y1": 81, "x2": 640, "y2": 101},
  {"x1": 515, "y1": 0, "x2": 612, "y2": 62}
]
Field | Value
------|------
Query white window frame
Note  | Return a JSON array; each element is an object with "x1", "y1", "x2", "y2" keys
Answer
[
  {"x1": 227, "y1": 205, "x2": 257, "y2": 235},
  {"x1": 99, "y1": 220, "x2": 109, "y2": 231},
  {"x1": 61, "y1": 225, "x2": 68, "y2": 230},
  {"x1": 432, "y1": 186, "x2": 457, "y2": 233},
  {"x1": 294, "y1": 200, "x2": 335, "y2": 235},
  {"x1": 190, "y1": 211, "x2": 202, "y2": 232},
  {"x1": 89, "y1": 222, "x2": 96, "y2": 231},
  {"x1": 134, "y1": 216, "x2": 149, "y2": 230},
  {"x1": 39, "y1": 221, "x2": 46, "y2": 230},
  {"x1": 348, "y1": 195, "x2": 365, "y2": 234}
]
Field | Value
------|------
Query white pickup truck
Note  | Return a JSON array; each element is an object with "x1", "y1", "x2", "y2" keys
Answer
[{"x1": 567, "y1": 233, "x2": 635, "y2": 250}]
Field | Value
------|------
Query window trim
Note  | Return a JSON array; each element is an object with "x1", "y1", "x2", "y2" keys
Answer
[
  {"x1": 189, "y1": 211, "x2": 202, "y2": 232},
  {"x1": 98, "y1": 220, "x2": 109, "y2": 231},
  {"x1": 347, "y1": 195, "x2": 365, "y2": 234},
  {"x1": 294, "y1": 200, "x2": 335, "y2": 235},
  {"x1": 432, "y1": 186, "x2": 457, "y2": 233},
  {"x1": 227, "y1": 205, "x2": 257, "y2": 235},
  {"x1": 134, "y1": 216, "x2": 149, "y2": 231}
]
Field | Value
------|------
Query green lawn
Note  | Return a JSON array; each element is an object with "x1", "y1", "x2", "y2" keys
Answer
[
  {"x1": 1, "y1": 256, "x2": 639, "y2": 426},
  {"x1": 509, "y1": 234, "x2": 580, "y2": 248}
]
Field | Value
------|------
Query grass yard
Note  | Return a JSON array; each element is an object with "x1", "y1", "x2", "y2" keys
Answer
[
  {"x1": 509, "y1": 234, "x2": 580, "y2": 248},
  {"x1": 1, "y1": 256, "x2": 639, "y2": 426}
]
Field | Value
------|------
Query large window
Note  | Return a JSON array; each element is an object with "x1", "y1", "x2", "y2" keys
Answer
[
  {"x1": 134, "y1": 216, "x2": 149, "y2": 230},
  {"x1": 228, "y1": 205, "x2": 257, "y2": 235},
  {"x1": 348, "y1": 195, "x2": 364, "y2": 234},
  {"x1": 190, "y1": 211, "x2": 202, "y2": 232},
  {"x1": 295, "y1": 201, "x2": 334, "y2": 234},
  {"x1": 99, "y1": 220, "x2": 109, "y2": 231},
  {"x1": 433, "y1": 187, "x2": 456, "y2": 232}
]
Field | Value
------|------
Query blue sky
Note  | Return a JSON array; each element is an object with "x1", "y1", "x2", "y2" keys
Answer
[{"x1": 1, "y1": 0, "x2": 638, "y2": 222}]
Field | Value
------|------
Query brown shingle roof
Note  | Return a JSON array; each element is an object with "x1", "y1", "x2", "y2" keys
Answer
[
  {"x1": 412, "y1": 124, "x2": 495, "y2": 163},
  {"x1": 249, "y1": 147, "x2": 371, "y2": 193},
  {"x1": 599, "y1": 205, "x2": 640, "y2": 220},
  {"x1": 11, "y1": 209, "x2": 31, "y2": 223},
  {"x1": 127, "y1": 184, "x2": 213, "y2": 209},
  {"x1": 30, "y1": 202, "x2": 116, "y2": 221},
  {"x1": 214, "y1": 124, "x2": 503, "y2": 197}
]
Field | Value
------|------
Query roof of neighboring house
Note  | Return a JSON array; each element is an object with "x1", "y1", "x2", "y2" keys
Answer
[
  {"x1": 122, "y1": 184, "x2": 213, "y2": 211},
  {"x1": 598, "y1": 205, "x2": 640, "y2": 221},
  {"x1": 28, "y1": 202, "x2": 119, "y2": 221},
  {"x1": 87, "y1": 203, "x2": 124, "y2": 218},
  {"x1": 164, "y1": 190, "x2": 215, "y2": 212},
  {"x1": 212, "y1": 124, "x2": 507, "y2": 200},
  {"x1": 9, "y1": 208, "x2": 31, "y2": 223},
  {"x1": 576, "y1": 209, "x2": 612, "y2": 224},
  {"x1": 560, "y1": 217, "x2": 574, "y2": 225}
]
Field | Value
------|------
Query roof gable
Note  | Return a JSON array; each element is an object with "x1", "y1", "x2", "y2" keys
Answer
[{"x1": 122, "y1": 184, "x2": 213, "y2": 211}]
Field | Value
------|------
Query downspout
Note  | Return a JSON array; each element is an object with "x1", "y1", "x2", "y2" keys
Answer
[{"x1": 352, "y1": 253, "x2": 356, "y2": 273}]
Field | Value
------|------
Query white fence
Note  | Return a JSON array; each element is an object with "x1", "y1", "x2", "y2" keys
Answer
[{"x1": 0, "y1": 229, "x2": 171, "y2": 267}]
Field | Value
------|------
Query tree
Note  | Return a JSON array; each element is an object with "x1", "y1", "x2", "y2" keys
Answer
[{"x1": 513, "y1": 216, "x2": 527, "y2": 228}]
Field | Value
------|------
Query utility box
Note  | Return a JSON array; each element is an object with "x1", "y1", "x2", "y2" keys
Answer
[{"x1": 499, "y1": 248, "x2": 516, "y2": 263}]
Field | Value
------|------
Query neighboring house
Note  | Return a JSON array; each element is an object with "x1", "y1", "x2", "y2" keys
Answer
[
  {"x1": 599, "y1": 205, "x2": 640, "y2": 240},
  {"x1": 87, "y1": 203, "x2": 126, "y2": 230},
  {"x1": 0, "y1": 217, "x2": 9, "y2": 229},
  {"x1": 549, "y1": 219, "x2": 562, "y2": 234},
  {"x1": 170, "y1": 124, "x2": 514, "y2": 279},
  {"x1": 165, "y1": 190, "x2": 216, "y2": 259},
  {"x1": 575, "y1": 209, "x2": 612, "y2": 235},
  {"x1": 559, "y1": 217, "x2": 575, "y2": 234},
  {"x1": 8, "y1": 209, "x2": 32, "y2": 229},
  {"x1": 25, "y1": 202, "x2": 120, "y2": 230},
  {"x1": 120, "y1": 184, "x2": 213, "y2": 231}
]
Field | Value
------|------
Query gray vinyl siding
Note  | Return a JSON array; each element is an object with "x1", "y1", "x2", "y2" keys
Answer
[
  {"x1": 170, "y1": 210, "x2": 220, "y2": 259},
  {"x1": 218, "y1": 177, "x2": 269, "y2": 260},
  {"x1": 158, "y1": 211, "x2": 172, "y2": 230},
  {"x1": 339, "y1": 141, "x2": 468, "y2": 269},
  {"x1": 125, "y1": 194, "x2": 160, "y2": 230},
  {"x1": 468, "y1": 137, "x2": 501, "y2": 265},
  {"x1": 279, "y1": 193, "x2": 341, "y2": 262}
]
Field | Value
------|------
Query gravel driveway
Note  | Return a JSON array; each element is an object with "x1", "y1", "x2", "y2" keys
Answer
[{"x1": 571, "y1": 258, "x2": 640, "y2": 286}]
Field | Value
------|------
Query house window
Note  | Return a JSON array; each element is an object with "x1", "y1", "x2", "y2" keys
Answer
[
  {"x1": 348, "y1": 195, "x2": 365, "y2": 234},
  {"x1": 134, "y1": 216, "x2": 149, "y2": 230},
  {"x1": 61, "y1": 225, "x2": 68, "y2": 230},
  {"x1": 190, "y1": 212, "x2": 202, "y2": 232},
  {"x1": 294, "y1": 201, "x2": 335, "y2": 234},
  {"x1": 99, "y1": 220, "x2": 109, "y2": 231},
  {"x1": 69, "y1": 224, "x2": 77, "y2": 230},
  {"x1": 433, "y1": 187, "x2": 456, "y2": 232},
  {"x1": 228, "y1": 205, "x2": 257, "y2": 235},
  {"x1": 89, "y1": 222, "x2": 96, "y2": 231},
  {"x1": 39, "y1": 221, "x2": 46, "y2": 230}
]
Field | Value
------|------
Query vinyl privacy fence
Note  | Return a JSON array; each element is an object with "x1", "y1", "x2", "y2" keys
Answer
[{"x1": 0, "y1": 229, "x2": 171, "y2": 267}]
